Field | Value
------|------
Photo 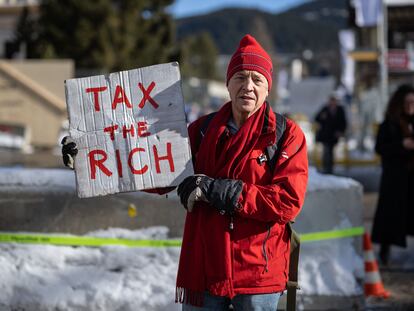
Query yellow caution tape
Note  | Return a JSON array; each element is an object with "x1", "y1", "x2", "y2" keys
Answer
[
  {"x1": 0, "y1": 227, "x2": 364, "y2": 248},
  {"x1": 0, "y1": 233, "x2": 182, "y2": 247},
  {"x1": 300, "y1": 226, "x2": 364, "y2": 242}
]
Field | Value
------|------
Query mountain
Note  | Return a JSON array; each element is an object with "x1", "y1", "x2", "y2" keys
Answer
[{"x1": 175, "y1": 0, "x2": 349, "y2": 55}]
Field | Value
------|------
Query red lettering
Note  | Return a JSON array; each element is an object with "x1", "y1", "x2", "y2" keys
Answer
[
  {"x1": 112, "y1": 85, "x2": 132, "y2": 110},
  {"x1": 138, "y1": 82, "x2": 159, "y2": 109},
  {"x1": 115, "y1": 149, "x2": 123, "y2": 178},
  {"x1": 122, "y1": 124, "x2": 135, "y2": 139},
  {"x1": 104, "y1": 125, "x2": 118, "y2": 141},
  {"x1": 153, "y1": 142, "x2": 175, "y2": 173},
  {"x1": 137, "y1": 121, "x2": 151, "y2": 137},
  {"x1": 86, "y1": 87, "x2": 108, "y2": 112},
  {"x1": 128, "y1": 148, "x2": 148, "y2": 175},
  {"x1": 88, "y1": 150, "x2": 112, "y2": 179}
]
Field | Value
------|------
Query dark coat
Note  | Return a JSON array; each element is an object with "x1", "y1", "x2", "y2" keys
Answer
[
  {"x1": 315, "y1": 105, "x2": 347, "y2": 145},
  {"x1": 372, "y1": 119, "x2": 414, "y2": 247}
]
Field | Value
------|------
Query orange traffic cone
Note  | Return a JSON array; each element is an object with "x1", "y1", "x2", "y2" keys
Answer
[{"x1": 363, "y1": 233, "x2": 390, "y2": 298}]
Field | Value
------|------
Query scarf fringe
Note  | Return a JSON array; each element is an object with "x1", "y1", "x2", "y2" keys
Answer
[{"x1": 175, "y1": 287, "x2": 204, "y2": 307}]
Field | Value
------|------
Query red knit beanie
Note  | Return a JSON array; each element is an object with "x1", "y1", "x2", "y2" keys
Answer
[{"x1": 226, "y1": 34, "x2": 273, "y2": 90}]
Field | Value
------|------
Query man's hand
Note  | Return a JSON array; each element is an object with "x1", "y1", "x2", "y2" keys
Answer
[
  {"x1": 177, "y1": 174, "x2": 210, "y2": 211},
  {"x1": 61, "y1": 136, "x2": 78, "y2": 169},
  {"x1": 177, "y1": 174, "x2": 243, "y2": 214}
]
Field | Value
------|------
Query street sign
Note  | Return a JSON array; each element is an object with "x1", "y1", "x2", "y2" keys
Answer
[{"x1": 65, "y1": 62, "x2": 193, "y2": 198}]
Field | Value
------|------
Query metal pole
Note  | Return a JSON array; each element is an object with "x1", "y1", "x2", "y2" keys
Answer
[{"x1": 378, "y1": 0, "x2": 388, "y2": 122}]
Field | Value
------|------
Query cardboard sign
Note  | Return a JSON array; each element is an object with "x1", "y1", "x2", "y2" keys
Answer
[{"x1": 65, "y1": 62, "x2": 194, "y2": 198}]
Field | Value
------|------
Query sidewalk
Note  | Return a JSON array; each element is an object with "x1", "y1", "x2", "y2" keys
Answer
[{"x1": 335, "y1": 165, "x2": 414, "y2": 311}]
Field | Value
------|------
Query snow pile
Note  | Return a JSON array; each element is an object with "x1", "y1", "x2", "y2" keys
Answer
[
  {"x1": 0, "y1": 167, "x2": 372, "y2": 310},
  {"x1": 86, "y1": 226, "x2": 170, "y2": 240},
  {"x1": 0, "y1": 226, "x2": 366, "y2": 311},
  {"x1": 0, "y1": 167, "x2": 360, "y2": 193},
  {"x1": 0, "y1": 168, "x2": 75, "y2": 193},
  {"x1": 0, "y1": 227, "x2": 180, "y2": 311},
  {"x1": 307, "y1": 167, "x2": 360, "y2": 192},
  {"x1": 299, "y1": 238, "x2": 364, "y2": 296},
  {"x1": 299, "y1": 218, "x2": 364, "y2": 296}
]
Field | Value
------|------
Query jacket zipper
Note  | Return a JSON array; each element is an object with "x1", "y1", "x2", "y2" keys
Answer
[{"x1": 262, "y1": 225, "x2": 271, "y2": 273}]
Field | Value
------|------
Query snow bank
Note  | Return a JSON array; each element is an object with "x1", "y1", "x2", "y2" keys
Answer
[
  {"x1": 299, "y1": 238, "x2": 364, "y2": 296},
  {"x1": 0, "y1": 167, "x2": 75, "y2": 193},
  {"x1": 0, "y1": 167, "x2": 359, "y2": 193},
  {"x1": 0, "y1": 227, "x2": 180, "y2": 311},
  {"x1": 0, "y1": 226, "x2": 390, "y2": 311},
  {"x1": 0, "y1": 167, "x2": 368, "y2": 310},
  {"x1": 307, "y1": 167, "x2": 360, "y2": 191},
  {"x1": 86, "y1": 226, "x2": 170, "y2": 240}
]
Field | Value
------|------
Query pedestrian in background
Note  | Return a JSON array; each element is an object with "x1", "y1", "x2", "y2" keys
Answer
[
  {"x1": 372, "y1": 84, "x2": 414, "y2": 265},
  {"x1": 314, "y1": 94, "x2": 347, "y2": 174}
]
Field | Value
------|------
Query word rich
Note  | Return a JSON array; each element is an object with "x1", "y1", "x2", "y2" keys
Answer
[
  {"x1": 88, "y1": 142, "x2": 175, "y2": 180},
  {"x1": 86, "y1": 82, "x2": 158, "y2": 112}
]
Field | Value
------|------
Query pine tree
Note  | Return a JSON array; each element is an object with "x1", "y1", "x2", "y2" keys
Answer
[
  {"x1": 180, "y1": 32, "x2": 219, "y2": 80},
  {"x1": 20, "y1": 0, "x2": 174, "y2": 72},
  {"x1": 7, "y1": 6, "x2": 38, "y2": 58}
]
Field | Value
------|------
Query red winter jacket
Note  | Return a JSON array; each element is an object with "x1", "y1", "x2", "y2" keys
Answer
[{"x1": 176, "y1": 103, "x2": 308, "y2": 305}]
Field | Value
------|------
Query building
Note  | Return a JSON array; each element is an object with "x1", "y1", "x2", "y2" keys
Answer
[
  {"x1": 0, "y1": 59, "x2": 74, "y2": 150},
  {"x1": 349, "y1": 0, "x2": 414, "y2": 121}
]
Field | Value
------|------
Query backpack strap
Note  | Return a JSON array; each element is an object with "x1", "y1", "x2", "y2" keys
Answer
[
  {"x1": 192, "y1": 112, "x2": 217, "y2": 166},
  {"x1": 200, "y1": 112, "x2": 217, "y2": 138},
  {"x1": 286, "y1": 222, "x2": 301, "y2": 311},
  {"x1": 266, "y1": 113, "x2": 287, "y2": 172}
]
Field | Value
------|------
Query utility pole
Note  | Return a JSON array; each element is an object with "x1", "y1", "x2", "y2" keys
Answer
[{"x1": 377, "y1": 0, "x2": 388, "y2": 122}]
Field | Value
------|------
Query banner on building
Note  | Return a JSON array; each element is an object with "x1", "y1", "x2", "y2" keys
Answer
[
  {"x1": 339, "y1": 30, "x2": 355, "y2": 95},
  {"x1": 65, "y1": 62, "x2": 193, "y2": 198},
  {"x1": 354, "y1": 0, "x2": 383, "y2": 27}
]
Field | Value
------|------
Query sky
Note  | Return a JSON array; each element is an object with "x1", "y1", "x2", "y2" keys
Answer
[{"x1": 169, "y1": 0, "x2": 310, "y2": 18}]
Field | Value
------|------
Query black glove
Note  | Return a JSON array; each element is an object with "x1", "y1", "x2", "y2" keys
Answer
[
  {"x1": 61, "y1": 136, "x2": 78, "y2": 169},
  {"x1": 177, "y1": 174, "x2": 243, "y2": 214}
]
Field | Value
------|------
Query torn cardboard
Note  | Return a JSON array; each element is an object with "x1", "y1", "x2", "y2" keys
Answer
[{"x1": 65, "y1": 62, "x2": 193, "y2": 198}]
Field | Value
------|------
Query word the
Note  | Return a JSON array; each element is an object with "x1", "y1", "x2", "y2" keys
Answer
[{"x1": 104, "y1": 121, "x2": 151, "y2": 140}]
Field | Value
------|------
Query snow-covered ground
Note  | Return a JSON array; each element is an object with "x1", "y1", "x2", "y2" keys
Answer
[
  {"x1": 0, "y1": 227, "x2": 180, "y2": 311},
  {"x1": 1, "y1": 227, "x2": 413, "y2": 311},
  {"x1": 0, "y1": 227, "x2": 348, "y2": 311},
  {"x1": 1, "y1": 167, "x2": 413, "y2": 310},
  {"x1": 0, "y1": 166, "x2": 358, "y2": 192}
]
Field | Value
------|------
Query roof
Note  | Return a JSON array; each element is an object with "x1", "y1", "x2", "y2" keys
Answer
[{"x1": 0, "y1": 60, "x2": 73, "y2": 114}]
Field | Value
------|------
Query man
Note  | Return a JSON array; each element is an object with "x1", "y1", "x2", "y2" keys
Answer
[
  {"x1": 315, "y1": 94, "x2": 347, "y2": 174},
  {"x1": 174, "y1": 35, "x2": 308, "y2": 310},
  {"x1": 62, "y1": 35, "x2": 308, "y2": 310}
]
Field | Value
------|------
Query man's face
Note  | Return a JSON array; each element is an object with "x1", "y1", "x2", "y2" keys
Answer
[{"x1": 227, "y1": 70, "x2": 269, "y2": 118}]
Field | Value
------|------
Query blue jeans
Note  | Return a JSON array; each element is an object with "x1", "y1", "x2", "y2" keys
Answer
[{"x1": 182, "y1": 292, "x2": 281, "y2": 311}]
